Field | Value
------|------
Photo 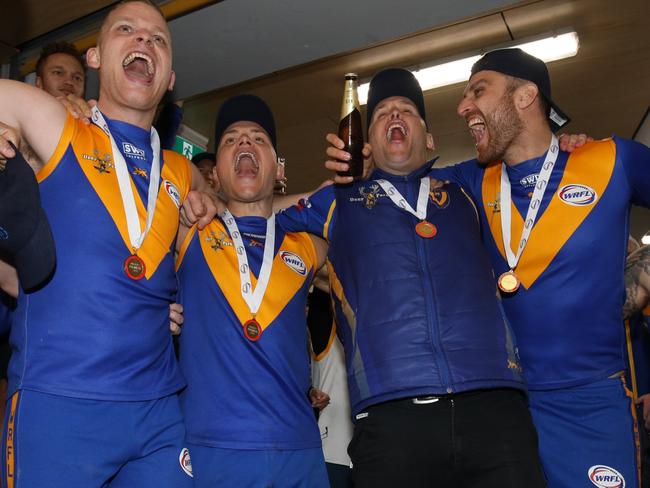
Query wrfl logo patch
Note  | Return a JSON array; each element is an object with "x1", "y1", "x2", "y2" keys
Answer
[
  {"x1": 164, "y1": 180, "x2": 181, "y2": 208},
  {"x1": 558, "y1": 183, "x2": 597, "y2": 206},
  {"x1": 280, "y1": 251, "x2": 306, "y2": 275},
  {"x1": 179, "y1": 448, "x2": 193, "y2": 477},
  {"x1": 588, "y1": 465, "x2": 625, "y2": 488}
]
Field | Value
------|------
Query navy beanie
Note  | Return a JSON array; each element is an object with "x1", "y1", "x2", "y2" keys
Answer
[
  {"x1": 366, "y1": 68, "x2": 426, "y2": 128},
  {"x1": 214, "y1": 94, "x2": 277, "y2": 149}
]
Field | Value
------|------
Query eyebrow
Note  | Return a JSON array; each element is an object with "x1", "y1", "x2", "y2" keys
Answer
[{"x1": 463, "y1": 78, "x2": 488, "y2": 96}]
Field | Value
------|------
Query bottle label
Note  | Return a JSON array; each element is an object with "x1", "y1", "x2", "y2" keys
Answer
[{"x1": 340, "y1": 81, "x2": 360, "y2": 119}]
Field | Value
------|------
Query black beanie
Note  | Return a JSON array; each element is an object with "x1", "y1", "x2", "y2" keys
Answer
[
  {"x1": 366, "y1": 68, "x2": 426, "y2": 128},
  {"x1": 214, "y1": 94, "x2": 277, "y2": 149}
]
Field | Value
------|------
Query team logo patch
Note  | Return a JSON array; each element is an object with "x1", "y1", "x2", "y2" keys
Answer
[
  {"x1": 164, "y1": 180, "x2": 181, "y2": 208},
  {"x1": 429, "y1": 189, "x2": 449, "y2": 209},
  {"x1": 558, "y1": 184, "x2": 597, "y2": 206},
  {"x1": 179, "y1": 448, "x2": 193, "y2": 477},
  {"x1": 0, "y1": 227, "x2": 7, "y2": 240},
  {"x1": 358, "y1": 184, "x2": 381, "y2": 209},
  {"x1": 520, "y1": 173, "x2": 539, "y2": 188},
  {"x1": 206, "y1": 231, "x2": 232, "y2": 251},
  {"x1": 588, "y1": 465, "x2": 625, "y2": 488},
  {"x1": 280, "y1": 251, "x2": 306, "y2": 275},
  {"x1": 122, "y1": 142, "x2": 146, "y2": 160}
]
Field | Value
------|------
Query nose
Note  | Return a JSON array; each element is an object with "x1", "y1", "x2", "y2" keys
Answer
[
  {"x1": 457, "y1": 97, "x2": 472, "y2": 118},
  {"x1": 238, "y1": 134, "x2": 252, "y2": 146},
  {"x1": 389, "y1": 108, "x2": 402, "y2": 120},
  {"x1": 135, "y1": 31, "x2": 153, "y2": 46}
]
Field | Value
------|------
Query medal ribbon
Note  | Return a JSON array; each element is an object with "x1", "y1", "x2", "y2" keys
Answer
[
  {"x1": 91, "y1": 106, "x2": 161, "y2": 252},
  {"x1": 375, "y1": 177, "x2": 431, "y2": 220},
  {"x1": 500, "y1": 134, "x2": 559, "y2": 270},
  {"x1": 221, "y1": 209, "x2": 276, "y2": 318}
]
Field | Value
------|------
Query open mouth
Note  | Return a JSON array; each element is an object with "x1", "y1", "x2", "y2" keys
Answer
[
  {"x1": 122, "y1": 52, "x2": 155, "y2": 83},
  {"x1": 386, "y1": 121, "x2": 407, "y2": 142},
  {"x1": 467, "y1": 114, "x2": 486, "y2": 147},
  {"x1": 234, "y1": 151, "x2": 259, "y2": 176}
]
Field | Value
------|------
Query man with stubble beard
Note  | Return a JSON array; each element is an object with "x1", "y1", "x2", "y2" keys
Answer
[
  {"x1": 429, "y1": 48, "x2": 650, "y2": 487},
  {"x1": 0, "y1": 1, "x2": 213, "y2": 485}
]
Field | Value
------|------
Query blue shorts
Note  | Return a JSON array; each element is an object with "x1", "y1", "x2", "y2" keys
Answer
[
  {"x1": 2, "y1": 390, "x2": 194, "y2": 488},
  {"x1": 188, "y1": 443, "x2": 328, "y2": 488},
  {"x1": 528, "y1": 376, "x2": 639, "y2": 488}
]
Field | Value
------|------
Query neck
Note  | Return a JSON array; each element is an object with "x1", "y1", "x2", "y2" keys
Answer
[
  {"x1": 503, "y1": 123, "x2": 553, "y2": 167},
  {"x1": 226, "y1": 197, "x2": 274, "y2": 218},
  {"x1": 375, "y1": 158, "x2": 427, "y2": 176},
  {"x1": 97, "y1": 99, "x2": 155, "y2": 131}
]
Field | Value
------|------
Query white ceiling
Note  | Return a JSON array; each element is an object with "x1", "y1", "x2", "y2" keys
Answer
[{"x1": 168, "y1": 0, "x2": 519, "y2": 100}]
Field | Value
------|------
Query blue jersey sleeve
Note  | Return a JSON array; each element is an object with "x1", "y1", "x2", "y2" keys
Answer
[
  {"x1": 276, "y1": 185, "x2": 337, "y2": 239},
  {"x1": 429, "y1": 159, "x2": 484, "y2": 204},
  {"x1": 615, "y1": 136, "x2": 650, "y2": 208}
]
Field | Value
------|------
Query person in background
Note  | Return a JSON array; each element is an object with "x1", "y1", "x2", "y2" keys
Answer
[
  {"x1": 191, "y1": 151, "x2": 217, "y2": 191},
  {"x1": 308, "y1": 268, "x2": 354, "y2": 488},
  {"x1": 35, "y1": 41, "x2": 86, "y2": 99}
]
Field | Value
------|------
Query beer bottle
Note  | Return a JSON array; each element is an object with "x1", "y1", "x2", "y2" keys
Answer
[{"x1": 337, "y1": 73, "x2": 364, "y2": 180}]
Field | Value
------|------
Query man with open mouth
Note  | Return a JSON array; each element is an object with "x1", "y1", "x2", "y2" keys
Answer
[
  {"x1": 420, "y1": 48, "x2": 650, "y2": 488},
  {"x1": 0, "y1": 1, "x2": 214, "y2": 486},
  {"x1": 279, "y1": 68, "x2": 546, "y2": 487},
  {"x1": 175, "y1": 94, "x2": 330, "y2": 487}
]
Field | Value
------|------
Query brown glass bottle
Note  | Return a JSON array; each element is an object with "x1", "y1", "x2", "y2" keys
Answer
[{"x1": 337, "y1": 73, "x2": 364, "y2": 180}]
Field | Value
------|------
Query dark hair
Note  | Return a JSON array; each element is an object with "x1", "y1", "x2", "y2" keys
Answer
[
  {"x1": 191, "y1": 152, "x2": 216, "y2": 165},
  {"x1": 35, "y1": 42, "x2": 85, "y2": 78}
]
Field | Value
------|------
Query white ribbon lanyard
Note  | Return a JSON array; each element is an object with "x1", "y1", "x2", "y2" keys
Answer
[
  {"x1": 375, "y1": 177, "x2": 431, "y2": 220},
  {"x1": 91, "y1": 106, "x2": 161, "y2": 253},
  {"x1": 221, "y1": 209, "x2": 276, "y2": 317},
  {"x1": 500, "y1": 134, "x2": 559, "y2": 270}
]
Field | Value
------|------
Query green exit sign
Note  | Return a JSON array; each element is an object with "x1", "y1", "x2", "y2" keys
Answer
[{"x1": 172, "y1": 135, "x2": 205, "y2": 159}]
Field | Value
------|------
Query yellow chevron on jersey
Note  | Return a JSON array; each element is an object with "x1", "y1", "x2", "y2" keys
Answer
[
  {"x1": 481, "y1": 139, "x2": 616, "y2": 289},
  {"x1": 38, "y1": 113, "x2": 192, "y2": 279},
  {"x1": 195, "y1": 218, "x2": 317, "y2": 332}
]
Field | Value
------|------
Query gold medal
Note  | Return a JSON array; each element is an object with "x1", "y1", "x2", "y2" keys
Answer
[
  {"x1": 244, "y1": 318, "x2": 262, "y2": 341},
  {"x1": 497, "y1": 270, "x2": 520, "y2": 294},
  {"x1": 124, "y1": 254, "x2": 146, "y2": 280},
  {"x1": 415, "y1": 220, "x2": 437, "y2": 238}
]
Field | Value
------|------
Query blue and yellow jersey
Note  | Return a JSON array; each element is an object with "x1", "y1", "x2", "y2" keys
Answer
[
  {"x1": 9, "y1": 113, "x2": 191, "y2": 401},
  {"x1": 432, "y1": 137, "x2": 650, "y2": 389},
  {"x1": 176, "y1": 215, "x2": 321, "y2": 449}
]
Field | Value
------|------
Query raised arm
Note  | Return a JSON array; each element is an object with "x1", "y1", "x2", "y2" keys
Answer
[
  {"x1": 624, "y1": 245, "x2": 650, "y2": 320},
  {"x1": 0, "y1": 80, "x2": 67, "y2": 168}
]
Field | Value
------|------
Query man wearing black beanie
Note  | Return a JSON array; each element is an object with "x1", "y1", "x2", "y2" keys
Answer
[
  {"x1": 278, "y1": 69, "x2": 545, "y2": 487},
  {"x1": 425, "y1": 47, "x2": 650, "y2": 488},
  {"x1": 175, "y1": 94, "x2": 330, "y2": 487}
]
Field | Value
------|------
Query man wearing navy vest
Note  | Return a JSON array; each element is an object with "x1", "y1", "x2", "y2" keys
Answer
[{"x1": 278, "y1": 68, "x2": 545, "y2": 487}]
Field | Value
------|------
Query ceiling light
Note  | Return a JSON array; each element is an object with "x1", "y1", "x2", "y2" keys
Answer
[{"x1": 358, "y1": 31, "x2": 580, "y2": 105}]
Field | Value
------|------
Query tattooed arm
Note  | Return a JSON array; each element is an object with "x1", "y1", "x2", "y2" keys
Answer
[{"x1": 624, "y1": 245, "x2": 650, "y2": 319}]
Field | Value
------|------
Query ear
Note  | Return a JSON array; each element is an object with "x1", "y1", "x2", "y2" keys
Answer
[
  {"x1": 515, "y1": 83, "x2": 539, "y2": 111},
  {"x1": 275, "y1": 157, "x2": 285, "y2": 181},
  {"x1": 167, "y1": 70, "x2": 176, "y2": 92},
  {"x1": 425, "y1": 132, "x2": 435, "y2": 152},
  {"x1": 86, "y1": 47, "x2": 100, "y2": 69},
  {"x1": 35, "y1": 76, "x2": 43, "y2": 89}
]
